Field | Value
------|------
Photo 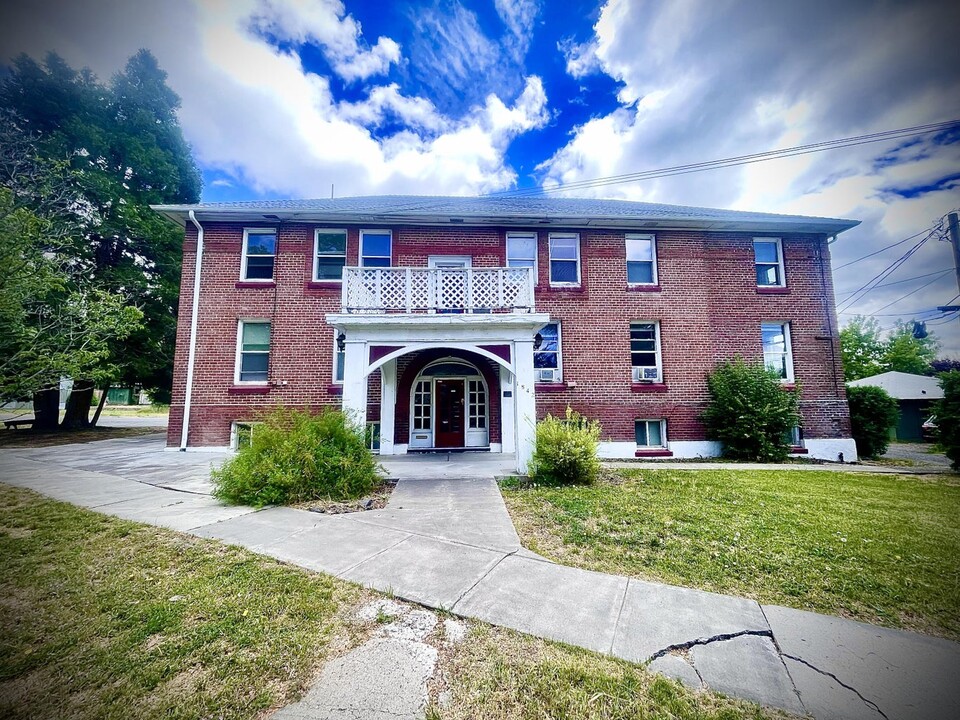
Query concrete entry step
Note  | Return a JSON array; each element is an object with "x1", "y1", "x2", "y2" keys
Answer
[{"x1": 378, "y1": 452, "x2": 517, "y2": 480}]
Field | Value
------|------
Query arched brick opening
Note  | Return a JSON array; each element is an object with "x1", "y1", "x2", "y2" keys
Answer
[{"x1": 394, "y1": 348, "x2": 502, "y2": 446}]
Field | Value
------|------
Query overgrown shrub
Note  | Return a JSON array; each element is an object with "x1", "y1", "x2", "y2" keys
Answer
[
  {"x1": 934, "y1": 371, "x2": 960, "y2": 470},
  {"x1": 700, "y1": 357, "x2": 800, "y2": 462},
  {"x1": 846, "y1": 385, "x2": 898, "y2": 459},
  {"x1": 529, "y1": 407, "x2": 602, "y2": 485},
  {"x1": 212, "y1": 407, "x2": 380, "y2": 507}
]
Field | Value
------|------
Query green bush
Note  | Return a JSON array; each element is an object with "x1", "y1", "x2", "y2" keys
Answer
[
  {"x1": 934, "y1": 371, "x2": 960, "y2": 470},
  {"x1": 846, "y1": 385, "x2": 898, "y2": 459},
  {"x1": 529, "y1": 407, "x2": 602, "y2": 485},
  {"x1": 700, "y1": 357, "x2": 800, "y2": 462},
  {"x1": 212, "y1": 407, "x2": 380, "y2": 507}
]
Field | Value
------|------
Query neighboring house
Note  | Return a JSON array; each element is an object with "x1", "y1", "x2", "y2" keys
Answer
[
  {"x1": 847, "y1": 371, "x2": 943, "y2": 440},
  {"x1": 152, "y1": 196, "x2": 860, "y2": 471}
]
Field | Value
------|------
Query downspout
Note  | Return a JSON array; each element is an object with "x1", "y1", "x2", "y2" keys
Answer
[{"x1": 180, "y1": 210, "x2": 204, "y2": 450}]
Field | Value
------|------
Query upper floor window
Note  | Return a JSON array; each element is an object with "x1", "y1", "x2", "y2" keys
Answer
[
  {"x1": 241, "y1": 229, "x2": 277, "y2": 280},
  {"x1": 507, "y1": 232, "x2": 538, "y2": 283},
  {"x1": 534, "y1": 322, "x2": 562, "y2": 382},
  {"x1": 236, "y1": 321, "x2": 271, "y2": 383},
  {"x1": 360, "y1": 230, "x2": 392, "y2": 267},
  {"x1": 626, "y1": 234, "x2": 657, "y2": 285},
  {"x1": 548, "y1": 233, "x2": 580, "y2": 286},
  {"x1": 754, "y1": 238, "x2": 785, "y2": 287},
  {"x1": 315, "y1": 229, "x2": 347, "y2": 281},
  {"x1": 630, "y1": 321, "x2": 662, "y2": 382},
  {"x1": 762, "y1": 321, "x2": 794, "y2": 382}
]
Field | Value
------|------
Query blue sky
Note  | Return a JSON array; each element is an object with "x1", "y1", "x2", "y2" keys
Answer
[{"x1": 2, "y1": 0, "x2": 960, "y2": 353}]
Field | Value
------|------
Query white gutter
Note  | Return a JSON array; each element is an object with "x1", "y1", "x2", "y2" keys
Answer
[{"x1": 180, "y1": 210, "x2": 204, "y2": 451}]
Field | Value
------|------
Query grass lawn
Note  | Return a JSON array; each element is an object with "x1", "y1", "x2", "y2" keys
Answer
[
  {"x1": 433, "y1": 625, "x2": 788, "y2": 720},
  {"x1": 502, "y1": 469, "x2": 960, "y2": 640},
  {"x1": 0, "y1": 485, "x2": 371, "y2": 719}
]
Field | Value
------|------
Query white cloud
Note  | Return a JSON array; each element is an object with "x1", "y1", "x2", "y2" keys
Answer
[
  {"x1": 536, "y1": 0, "x2": 960, "y2": 352},
  {"x1": 0, "y1": 0, "x2": 549, "y2": 199},
  {"x1": 558, "y1": 37, "x2": 600, "y2": 79},
  {"x1": 249, "y1": 0, "x2": 399, "y2": 82},
  {"x1": 495, "y1": 0, "x2": 539, "y2": 61}
]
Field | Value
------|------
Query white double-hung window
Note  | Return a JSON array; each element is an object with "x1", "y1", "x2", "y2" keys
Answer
[
  {"x1": 314, "y1": 229, "x2": 347, "y2": 281},
  {"x1": 534, "y1": 322, "x2": 562, "y2": 382},
  {"x1": 761, "y1": 322, "x2": 794, "y2": 382},
  {"x1": 754, "y1": 238, "x2": 785, "y2": 287},
  {"x1": 635, "y1": 419, "x2": 667, "y2": 448},
  {"x1": 360, "y1": 230, "x2": 392, "y2": 267},
  {"x1": 626, "y1": 234, "x2": 657, "y2": 285},
  {"x1": 236, "y1": 321, "x2": 271, "y2": 383},
  {"x1": 630, "y1": 321, "x2": 662, "y2": 382},
  {"x1": 507, "y1": 232, "x2": 538, "y2": 283},
  {"x1": 548, "y1": 233, "x2": 580, "y2": 286},
  {"x1": 241, "y1": 228, "x2": 277, "y2": 281}
]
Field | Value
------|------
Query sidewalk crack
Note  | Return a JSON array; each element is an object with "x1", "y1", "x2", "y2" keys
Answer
[
  {"x1": 648, "y1": 629, "x2": 773, "y2": 661},
  {"x1": 607, "y1": 578, "x2": 631, "y2": 655},
  {"x1": 782, "y1": 653, "x2": 889, "y2": 720},
  {"x1": 449, "y1": 549, "x2": 516, "y2": 612}
]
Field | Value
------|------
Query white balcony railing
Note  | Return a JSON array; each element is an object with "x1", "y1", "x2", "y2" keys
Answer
[{"x1": 341, "y1": 266, "x2": 535, "y2": 314}]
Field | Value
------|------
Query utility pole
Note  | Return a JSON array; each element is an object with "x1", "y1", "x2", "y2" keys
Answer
[{"x1": 937, "y1": 212, "x2": 960, "y2": 317}]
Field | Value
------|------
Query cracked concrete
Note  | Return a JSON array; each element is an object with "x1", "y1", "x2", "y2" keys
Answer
[{"x1": 3, "y1": 436, "x2": 959, "y2": 720}]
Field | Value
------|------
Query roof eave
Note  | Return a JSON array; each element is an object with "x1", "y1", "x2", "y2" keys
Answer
[{"x1": 150, "y1": 204, "x2": 860, "y2": 236}]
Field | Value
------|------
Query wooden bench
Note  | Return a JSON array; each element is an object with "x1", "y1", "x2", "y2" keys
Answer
[{"x1": 3, "y1": 418, "x2": 34, "y2": 430}]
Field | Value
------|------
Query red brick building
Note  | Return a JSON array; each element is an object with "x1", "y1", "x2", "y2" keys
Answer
[{"x1": 153, "y1": 196, "x2": 859, "y2": 470}]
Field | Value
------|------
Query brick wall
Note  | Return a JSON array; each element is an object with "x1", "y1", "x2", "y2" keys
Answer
[{"x1": 168, "y1": 222, "x2": 850, "y2": 448}]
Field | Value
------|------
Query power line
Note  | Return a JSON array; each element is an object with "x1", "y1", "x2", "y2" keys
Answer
[
  {"x1": 835, "y1": 232, "x2": 933, "y2": 314},
  {"x1": 833, "y1": 226, "x2": 937, "y2": 270},
  {"x1": 835, "y1": 269, "x2": 952, "y2": 296},
  {"x1": 869, "y1": 273, "x2": 951, "y2": 314},
  {"x1": 491, "y1": 119, "x2": 960, "y2": 197}
]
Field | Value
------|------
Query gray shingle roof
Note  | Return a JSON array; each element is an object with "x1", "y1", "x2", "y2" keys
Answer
[
  {"x1": 152, "y1": 194, "x2": 859, "y2": 235},
  {"x1": 847, "y1": 371, "x2": 944, "y2": 400}
]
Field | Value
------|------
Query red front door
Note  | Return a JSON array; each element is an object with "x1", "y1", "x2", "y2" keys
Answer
[{"x1": 434, "y1": 379, "x2": 465, "y2": 447}]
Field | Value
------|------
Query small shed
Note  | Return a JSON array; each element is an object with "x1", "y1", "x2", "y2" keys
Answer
[{"x1": 847, "y1": 371, "x2": 943, "y2": 440}]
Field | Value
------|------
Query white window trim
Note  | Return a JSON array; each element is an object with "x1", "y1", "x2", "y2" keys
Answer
[
  {"x1": 360, "y1": 229, "x2": 392, "y2": 267},
  {"x1": 240, "y1": 228, "x2": 277, "y2": 282},
  {"x1": 234, "y1": 319, "x2": 271, "y2": 385},
  {"x1": 626, "y1": 233, "x2": 658, "y2": 286},
  {"x1": 754, "y1": 237, "x2": 786, "y2": 288},
  {"x1": 548, "y1": 232, "x2": 581, "y2": 287},
  {"x1": 506, "y1": 231, "x2": 539, "y2": 286},
  {"x1": 428, "y1": 255, "x2": 472, "y2": 268},
  {"x1": 332, "y1": 330, "x2": 345, "y2": 384},
  {"x1": 630, "y1": 321, "x2": 663, "y2": 383},
  {"x1": 313, "y1": 228, "x2": 348, "y2": 282},
  {"x1": 231, "y1": 420, "x2": 262, "y2": 450},
  {"x1": 635, "y1": 419, "x2": 667, "y2": 448},
  {"x1": 762, "y1": 321, "x2": 795, "y2": 383},
  {"x1": 535, "y1": 321, "x2": 563, "y2": 382}
]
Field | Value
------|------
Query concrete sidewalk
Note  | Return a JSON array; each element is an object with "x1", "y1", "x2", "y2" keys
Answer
[{"x1": 1, "y1": 435, "x2": 957, "y2": 719}]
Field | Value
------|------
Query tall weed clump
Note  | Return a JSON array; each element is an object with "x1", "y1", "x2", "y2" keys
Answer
[
  {"x1": 529, "y1": 407, "x2": 602, "y2": 485},
  {"x1": 701, "y1": 357, "x2": 800, "y2": 461},
  {"x1": 212, "y1": 407, "x2": 379, "y2": 507},
  {"x1": 846, "y1": 385, "x2": 898, "y2": 459}
]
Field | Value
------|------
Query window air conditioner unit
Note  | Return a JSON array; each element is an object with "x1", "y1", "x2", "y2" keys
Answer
[
  {"x1": 632, "y1": 366, "x2": 660, "y2": 382},
  {"x1": 537, "y1": 368, "x2": 557, "y2": 382}
]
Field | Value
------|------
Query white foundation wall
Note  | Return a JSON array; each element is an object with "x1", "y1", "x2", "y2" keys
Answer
[{"x1": 598, "y1": 439, "x2": 858, "y2": 462}]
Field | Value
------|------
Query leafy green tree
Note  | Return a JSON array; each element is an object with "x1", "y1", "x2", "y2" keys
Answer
[
  {"x1": 701, "y1": 357, "x2": 801, "y2": 461},
  {"x1": 839, "y1": 316, "x2": 885, "y2": 381},
  {"x1": 882, "y1": 321, "x2": 939, "y2": 375},
  {"x1": 934, "y1": 371, "x2": 960, "y2": 470},
  {"x1": 1, "y1": 50, "x2": 200, "y2": 425},
  {"x1": 846, "y1": 385, "x2": 899, "y2": 459}
]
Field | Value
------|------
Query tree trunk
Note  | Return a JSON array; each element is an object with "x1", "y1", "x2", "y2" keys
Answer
[
  {"x1": 90, "y1": 382, "x2": 110, "y2": 428},
  {"x1": 32, "y1": 387, "x2": 60, "y2": 432},
  {"x1": 61, "y1": 380, "x2": 94, "y2": 430}
]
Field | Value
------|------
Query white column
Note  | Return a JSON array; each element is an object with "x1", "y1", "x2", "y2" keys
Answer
[
  {"x1": 499, "y1": 364, "x2": 516, "y2": 454},
  {"x1": 513, "y1": 338, "x2": 536, "y2": 473},
  {"x1": 379, "y1": 359, "x2": 397, "y2": 455},
  {"x1": 341, "y1": 339, "x2": 368, "y2": 430}
]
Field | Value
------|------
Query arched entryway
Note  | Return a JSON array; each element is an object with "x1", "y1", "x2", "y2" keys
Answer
[
  {"x1": 408, "y1": 357, "x2": 490, "y2": 449},
  {"x1": 394, "y1": 348, "x2": 502, "y2": 452}
]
